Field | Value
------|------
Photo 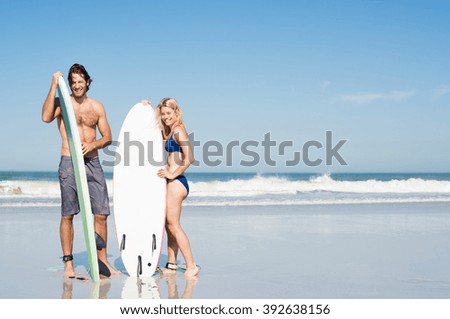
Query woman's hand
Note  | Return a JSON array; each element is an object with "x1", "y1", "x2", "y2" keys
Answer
[
  {"x1": 157, "y1": 168, "x2": 174, "y2": 180},
  {"x1": 141, "y1": 100, "x2": 151, "y2": 106}
]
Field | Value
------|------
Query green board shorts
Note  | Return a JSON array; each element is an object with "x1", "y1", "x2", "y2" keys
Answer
[{"x1": 58, "y1": 156, "x2": 110, "y2": 216}]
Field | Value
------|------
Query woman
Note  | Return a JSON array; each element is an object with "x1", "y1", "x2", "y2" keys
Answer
[{"x1": 152, "y1": 98, "x2": 199, "y2": 278}]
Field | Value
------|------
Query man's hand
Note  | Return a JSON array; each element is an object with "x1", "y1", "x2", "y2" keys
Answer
[
  {"x1": 81, "y1": 142, "x2": 97, "y2": 155},
  {"x1": 52, "y1": 71, "x2": 63, "y2": 87}
]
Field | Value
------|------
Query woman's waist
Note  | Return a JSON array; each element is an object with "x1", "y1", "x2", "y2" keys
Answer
[
  {"x1": 166, "y1": 154, "x2": 186, "y2": 166},
  {"x1": 166, "y1": 163, "x2": 188, "y2": 175}
]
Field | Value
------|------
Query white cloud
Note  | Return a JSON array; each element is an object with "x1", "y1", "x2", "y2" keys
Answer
[{"x1": 338, "y1": 90, "x2": 415, "y2": 104}]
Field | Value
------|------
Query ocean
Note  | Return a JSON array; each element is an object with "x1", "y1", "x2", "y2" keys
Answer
[{"x1": 1, "y1": 171, "x2": 450, "y2": 208}]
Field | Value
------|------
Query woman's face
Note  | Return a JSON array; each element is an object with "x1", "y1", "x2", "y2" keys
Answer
[{"x1": 160, "y1": 106, "x2": 177, "y2": 127}]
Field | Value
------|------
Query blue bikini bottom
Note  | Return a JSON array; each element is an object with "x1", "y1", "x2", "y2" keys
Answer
[{"x1": 175, "y1": 175, "x2": 189, "y2": 195}]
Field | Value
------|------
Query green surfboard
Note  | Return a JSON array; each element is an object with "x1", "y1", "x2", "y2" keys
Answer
[{"x1": 57, "y1": 76, "x2": 100, "y2": 282}]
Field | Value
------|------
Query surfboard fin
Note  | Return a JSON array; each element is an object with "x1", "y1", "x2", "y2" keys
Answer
[
  {"x1": 95, "y1": 232, "x2": 107, "y2": 251},
  {"x1": 137, "y1": 256, "x2": 142, "y2": 276},
  {"x1": 152, "y1": 234, "x2": 156, "y2": 256},
  {"x1": 120, "y1": 234, "x2": 126, "y2": 251}
]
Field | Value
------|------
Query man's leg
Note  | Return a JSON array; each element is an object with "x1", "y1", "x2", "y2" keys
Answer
[
  {"x1": 87, "y1": 157, "x2": 120, "y2": 276},
  {"x1": 94, "y1": 214, "x2": 120, "y2": 275},
  {"x1": 60, "y1": 215, "x2": 75, "y2": 277},
  {"x1": 58, "y1": 156, "x2": 79, "y2": 277}
]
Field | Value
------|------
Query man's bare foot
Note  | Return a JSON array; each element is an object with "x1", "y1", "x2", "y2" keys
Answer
[
  {"x1": 63, "y1": 261, "x2": 76, "y2": 277},
  {"x1": 103, "y1": 260, "x2": 121, "y2": 276},
  {"x1": 107, "y1": 265, "x2": 121, "y2": 276},
  {"x1": 64, "y1": 263, "x2": 88, "y2": 280}
]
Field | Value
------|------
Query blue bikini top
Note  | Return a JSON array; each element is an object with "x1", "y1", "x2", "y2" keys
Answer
[{"x1": 165, "y1": 134, "x2": 183, "y2": 153}]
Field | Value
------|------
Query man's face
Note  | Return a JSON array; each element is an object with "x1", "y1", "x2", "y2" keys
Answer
[{"x1": 70, "y1": 73, "x2": 89, "y2": 98}]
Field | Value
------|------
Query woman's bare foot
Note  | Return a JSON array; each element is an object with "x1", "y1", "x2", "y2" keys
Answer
[
  {"x1": 184, "y1": 266, "x2": 199, "y2": 279},
  {"x1": 162, "y1": 268, "x2": 177, "y2": 275},
  {"x1": 163, "y1": 262, "x2": 178, "y2": 275}
]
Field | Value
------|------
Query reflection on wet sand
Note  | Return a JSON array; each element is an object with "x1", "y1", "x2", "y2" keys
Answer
[
  {"x1": 122, "y1": 276, "x2": 160, "y2": 299},
  {"x1": 61, "y1": 277, "x2": 111, "y2": 299},
  {"x1": 157, "y1": 273, "x2": 198, "y2": 299},
  {"x1": 60, "y1": 272, "x2": 198, "y2": 299}
]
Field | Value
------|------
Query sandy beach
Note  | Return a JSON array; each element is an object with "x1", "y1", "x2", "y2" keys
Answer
[{"x1": 1, "y1": 201, "x2": 450, "y2": 299}]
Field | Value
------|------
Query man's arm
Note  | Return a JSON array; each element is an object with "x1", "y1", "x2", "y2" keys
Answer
[{"x1": 42, "y1": 72, "x2": 62, "y2": 123}]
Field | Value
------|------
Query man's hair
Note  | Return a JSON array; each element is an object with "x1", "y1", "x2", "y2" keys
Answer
[{"x1": 68, "y1": 63, "x2": 92, "y2": 91}]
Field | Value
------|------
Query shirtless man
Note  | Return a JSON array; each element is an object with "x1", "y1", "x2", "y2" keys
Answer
[{"x1": 42, "y1": 63, "x2": 119, "y2": 278}]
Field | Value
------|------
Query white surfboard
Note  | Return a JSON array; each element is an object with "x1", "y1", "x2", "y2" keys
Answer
[
  {"x1": 113, "y1": 102, "x2": 166, "y2": 277},
  {"x1": 57, "y1": 76, "x2": 100, "y2": 282}
]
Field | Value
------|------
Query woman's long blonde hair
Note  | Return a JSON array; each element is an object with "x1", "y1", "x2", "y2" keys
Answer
[{"x1": 155, "y1": 97, "x2": 184, "y2": 137}]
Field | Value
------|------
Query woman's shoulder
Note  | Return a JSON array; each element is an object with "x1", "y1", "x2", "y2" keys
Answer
[
  {"x1": 172, "y1": 124, "x2": 188, "y2": 141},
  {"x1": 173, "y1": 124, "x2": 187, "y2": 135}
]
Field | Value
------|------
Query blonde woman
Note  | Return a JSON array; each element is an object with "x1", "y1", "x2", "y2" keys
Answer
[{"x1": 145, "y1": 98, "x2": 198, "y2": 278}]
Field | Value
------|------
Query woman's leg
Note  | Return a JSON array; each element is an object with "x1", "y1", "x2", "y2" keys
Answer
[{"x1": 165, "y1": 179, "x2": 198, "y2": 277}]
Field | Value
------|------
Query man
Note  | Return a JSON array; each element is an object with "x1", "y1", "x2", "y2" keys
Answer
[{"x1": 42, "y1": 63, "x2": 118, "y2": 278}]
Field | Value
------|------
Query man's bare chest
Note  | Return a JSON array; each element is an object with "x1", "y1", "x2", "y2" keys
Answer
[{"x1": 73, "y1": 105, "x2": 98, "y2": 127}]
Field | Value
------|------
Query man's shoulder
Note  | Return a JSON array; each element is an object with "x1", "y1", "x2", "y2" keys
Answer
[{"x1": 87, "y1": 97, "x2": 105, "y2": 111}]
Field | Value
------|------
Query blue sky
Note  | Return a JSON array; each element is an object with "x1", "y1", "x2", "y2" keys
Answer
[{"x1": 0, "y1": 0, "x2": 449, "y2": 172}]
